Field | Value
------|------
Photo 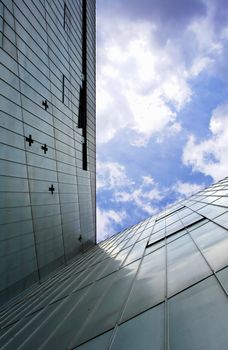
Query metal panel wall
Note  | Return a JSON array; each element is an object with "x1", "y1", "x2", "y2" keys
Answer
[{"x1": 0, "y1": 0, "x2": 96, "y2": 305}]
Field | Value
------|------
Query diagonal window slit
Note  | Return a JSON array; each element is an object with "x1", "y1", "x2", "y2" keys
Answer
[{"x1": 146, "y1": 217, "x2": 205, "y2": 248}]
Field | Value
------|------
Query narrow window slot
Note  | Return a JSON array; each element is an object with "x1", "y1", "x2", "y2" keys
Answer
[
  {"x1": 146, "y1": 217, "x2": 205, "y2": 248},
  {"x1": 81, "y1": 0, "x2": 87, "y2": 171},
  {"x1": 78, "y1": 87, "x2": 83, "y2": 128},
  {"x1": 156, "y1": 205, "x2": 185, "y2": 222},
  {"x1": 63, "y1": 2, "x2": 67, "y2": 30},
  {"x1": 62, "y1": 74, "x2": 65, "y2": 103}
]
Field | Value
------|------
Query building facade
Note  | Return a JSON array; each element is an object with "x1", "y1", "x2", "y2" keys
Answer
[
  {"x1": 0, "y1": 177, "x2": 228, "y2": 349},
  {"x1": 0, "y1": 0, "x2": 96, "y2": 304}
]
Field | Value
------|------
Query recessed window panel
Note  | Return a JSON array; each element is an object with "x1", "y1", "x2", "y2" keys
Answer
[
  {"x1": 167, "y1": 235, "x2": 211, "y2": 297},
  {"x1": 166, "y1": 228, "x2": 187, "y2": 243},
  {"x1": 147, "y1": 215, "x2": 205, "y2": 249},
  {"x1": 180, "y1": 212, "x2": 203, "y2": 227},
  {"x1": 165, "y1": 214, "x2": 179, "y2": 226},
  {"x1": 156, "y1": 205, "x2": 185, "y2": 221},
  {"x1": 186, "y1": 218, "x2": 209, "y2": 232},
  {"x1": 147, "y1": 229, "x2": 165, "y2": 246},
  {"x1": 176, "y1": 207, "x2": 192, "y2": 218},
  {"x1": 144, "y1": 240, "x2": 165, "y2": 255},
  {"x1": 166, "y1": 220, "x2": 184, "y2": 236}
]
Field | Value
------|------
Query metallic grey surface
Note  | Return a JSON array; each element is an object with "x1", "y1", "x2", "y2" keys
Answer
[{"x1": 0, "y1": 0, "x2": 96, "y2": 303}]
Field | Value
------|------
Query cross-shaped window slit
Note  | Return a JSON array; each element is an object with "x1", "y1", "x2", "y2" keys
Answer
[
  {"x1": 49, "y1": 184, "x2": 55, "y2": 194},
  {"x1": 41, "y1": 144, "x2": 48, "y2": 154},
  {"x1": 42, "y1": 99, "x2": 49, "y2": 111},
  {"x1": 25, "y1": 135, "x2": 34, "y2": 146}
]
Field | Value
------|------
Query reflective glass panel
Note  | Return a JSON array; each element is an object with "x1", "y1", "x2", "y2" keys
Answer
[
  {"x1": 147, "y1": 230, "x2": 165, "y2": 246},
  {"x1": 123, "y1": 239, "x2": 147, "y2": 266},
  {"x1": 217, "y1": 267, "x2": 228, "y2": 292},
  {"x1": 167, "y1": 235, "x2": 211, "y2": 296},
  {"x1": 121, "y1": 247, "x2": 165, "y2": 322},
  {"x1": 70, "y1": 261, "x2": 140, "y2": 348},
  {"x1": 111, "y1": 303, "x2": 164, "y2": 350},
  {"x1": 76, "y1": 330, "x2": 113, "y2": 350},
  {"x1": 213, "y1": 212, "x2": 228, "y2": 229},
  {"x1": 169, "y1": 276, "x2": 228, "y2": 350},
  {"x1": 180, "y1": 212, "x2": 203, "y2": 227},
  {"x1": 190, "y1": 221, "x2": 228, "y2": 270},
  {"x1": 198, "y1": 205, "x2": 227, "y2": 220}
]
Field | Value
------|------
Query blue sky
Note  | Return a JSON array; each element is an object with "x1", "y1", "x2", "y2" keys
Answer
[{"x1": 96, "y1": 0, "x2": 228, "y2": 241}]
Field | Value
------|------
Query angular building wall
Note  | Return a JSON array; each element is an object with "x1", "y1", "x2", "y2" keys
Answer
[
  {"x1": 0, "y1": 0, "x2": 96, "y2": 304},
  {"x1": 0, "y1": 177, "x2": 227, "y2": 349}
]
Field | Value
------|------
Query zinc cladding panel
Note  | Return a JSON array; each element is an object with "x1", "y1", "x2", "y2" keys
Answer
[{"x1": 0, "y1": 0, "x2": 96, "y2": 303}]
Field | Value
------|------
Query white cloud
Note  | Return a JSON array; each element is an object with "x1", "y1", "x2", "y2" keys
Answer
[
  {"x1": 125, "y1": 90, "x2": 177, "y2": 146},
  {"x1": 97, "y1": 160, "x2": 163, "y2": 216},
  {"x1": 115, "y1": 186, "x2": 162, "y2": 215},
  {"x1": 96, "y1": 1, "x2": 228, "y2": 241},
  {"x1": 190, "y1": 56, "x2": 213, "y2": 77},
  {"x1": 187, "y1": 3, "x2": 228, "y2": 80},
  {"x1": 96, "y1": 207, "x2": 126, "y2": 242},
  {"x1": 97, "y1": 161, "x2": 133, "y2": 191},
  {"x1": 182, "y1": 102, "x2": 228, "y2": 181},
  {"x1": 174, "y1": 181, "x2": 204, "y2": 197},
  {"x1": 142, "y1": 175, "x2": 155, "y2": 185},
  {"x1": 188, "y1": 6, "x2": 223, "y2": 57},
  {"x1": 97, "y1": 1, "x2": 228, "y2": 146},
  {"x1": 97, "y1": 17, "x2": 193, "y2": 146}
]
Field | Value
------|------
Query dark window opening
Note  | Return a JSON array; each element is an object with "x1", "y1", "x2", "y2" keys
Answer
[
  {"x1": 146, "y1": 236, "x2": 165, "y2": 248},
  {"x1": 62, "y1": 74, "x2": 65, "y2": 103},
  {"x1": 78, "y1": 87, "x2": 83, "y2": 128},
  {"x1": 156, "y1": 205, "x2": 185, "y2": 222},
  {"x1": 82, "y1": 142, "x2": 87, "y2": 171},
  {"x1": 78, "y1": 83, "x2": 87, "y2": 170},
  {"x1": 146, "y1": 217, "x2": 205, "y2": 248},
  {"x1": 63, "y1": 3, "x2": 67, "y2": 30},
  {"x1": 81, "y1": 0, "x2": 87, "y2": 171}
]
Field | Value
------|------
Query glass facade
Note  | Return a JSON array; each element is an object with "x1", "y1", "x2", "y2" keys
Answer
[
  {"x1": 0, "y1": 0, "x2": 96, "y2": 304},
  {"x1": 0, "y1": 177, "x2": 227, "y2": 349}
]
